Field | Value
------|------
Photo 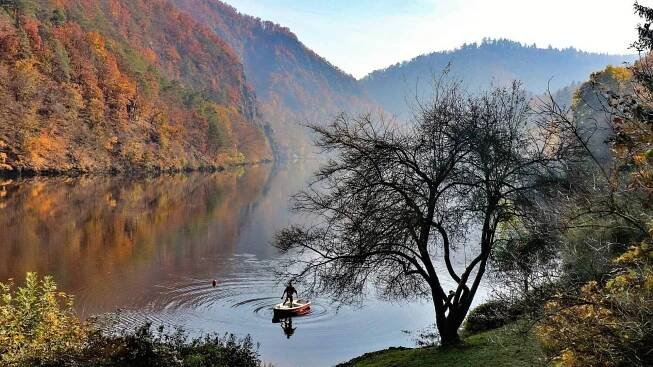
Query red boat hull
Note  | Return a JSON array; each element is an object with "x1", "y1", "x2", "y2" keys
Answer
[{"x1": 273, "y1": 301, "x2": 311, "y2": 317}]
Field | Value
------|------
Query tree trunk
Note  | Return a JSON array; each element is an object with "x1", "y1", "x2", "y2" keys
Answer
[
  {"x1": 433, "y1": 296, "x2": 464, "y2": 347},
  {"x1": 437, "y1": 318, "x2": 462, "y2": 346}
]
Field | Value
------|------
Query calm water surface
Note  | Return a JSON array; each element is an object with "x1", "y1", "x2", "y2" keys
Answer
[{"x1": 0, "y1": 162, "x2": 489, "y2": 367}]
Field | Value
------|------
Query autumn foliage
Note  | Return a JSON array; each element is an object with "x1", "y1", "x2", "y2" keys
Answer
[
  {"x1": 534, "y1": 6, "x2": 653, "y2": 365},
  {"x1": 0, "y1": 273, "x2": 262, "y2": 366},
  {"x1": 0, "y1": 0, "x2": 271, "y2": 174},
  {"x1": 0, "y1": 272, "x2": 86, "y2": 365},
  {"x1": 172, "y1": 0, "x2": 379, "y2": 158}
]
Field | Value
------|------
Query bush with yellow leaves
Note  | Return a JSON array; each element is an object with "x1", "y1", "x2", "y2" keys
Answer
[
  {"x1": 0, "y1": 272, "x2": 87, "y2": 366},
  {"x1": 536, "y1": 237, "x2": 653, "y2": 367},
  {"x1": 0, "y1": 273, "x2": 263, "y2": 367}
]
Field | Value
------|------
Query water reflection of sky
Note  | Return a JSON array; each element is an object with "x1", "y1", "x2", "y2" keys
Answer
[{"x1": 0, "y1": 162, "x2": 490, "y2": 367}]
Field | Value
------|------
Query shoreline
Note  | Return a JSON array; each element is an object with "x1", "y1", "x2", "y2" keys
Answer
[
  {"x1": 336, "y1": 322, "x2": 545, "y2": 367},
  {"x1": 0, "y1": 159, "x2": 275, "y2": 179}
]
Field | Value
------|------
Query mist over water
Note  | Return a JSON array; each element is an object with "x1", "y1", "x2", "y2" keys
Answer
[{"x1": 0, "y1": 162, "x2": 490, "y2": 366}]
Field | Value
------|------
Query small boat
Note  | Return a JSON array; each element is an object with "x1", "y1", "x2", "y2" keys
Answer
[{"x1": 273, "y1": 299, "x2": 311, "y2": 317}]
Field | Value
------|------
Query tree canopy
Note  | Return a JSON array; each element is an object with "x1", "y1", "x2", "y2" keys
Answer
[{"x1": 276, "y1": 80, "x2": 575, "y2": 345}]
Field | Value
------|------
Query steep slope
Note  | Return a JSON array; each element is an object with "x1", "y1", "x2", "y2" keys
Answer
[
  {"x1": 569, "y1": 65, "x2": 634, "y2": 164},
  {"x1": 172, "y1": 0, "x2": 379, "y2": 158},
  {"x1": 0, "y1": 0, "x2": 271, "y2": 175},
  {"x1": 362, "y1": 39, "x2": 635, "y2": 118}
]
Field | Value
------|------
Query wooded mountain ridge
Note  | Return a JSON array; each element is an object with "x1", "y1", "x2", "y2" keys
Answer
[
  {"x1": 0, "y1": 1, "x2": 636, "y2": 174},
  {"x1": 361, "y1": 39, "x2": 635, "y2": 118},
  {"x1": 0, "y1": 0, "x2": 272, "y2": 174},
  {"x1": 171, "y1": 0, "x2": 379, "y2": 158}
]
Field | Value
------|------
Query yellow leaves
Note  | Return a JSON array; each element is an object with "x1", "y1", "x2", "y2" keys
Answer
[
  {"x1": 14, "y1": 57, "x2": 39, "y2": 73},
  {"x1": 571, "y1": 89, "x2": 583, "y2": 110},
  {"x1": 11, "y1": 57, "x2": 41, "y2": 102},
  {"x1": 605, "y1": 65, "x2": 633, "y2": 83},
  {"x1": 580, "y1": 281, "x2": 599, "y2": 296},
  {"x1": 0, "y1": 273, "x2": 86, "y2": 364},
  {"x1": 537, "y1": 296, "x2": 619, "y2": 366},
  {"x1": 555, "y1": 349, "x2": 580, "y2": 367},
  {"x1": 644, "y1": 272, "x2": 653, "y2": 292},
  {"x1": 616, "y1": 242, "x2": 653, "y2": 265},
  {"x1": 87, "y1": 31, "x2": 108, "y2": 59},
  {"x1": 538, "y1": 236, "x2": 653, "y2": 366}
]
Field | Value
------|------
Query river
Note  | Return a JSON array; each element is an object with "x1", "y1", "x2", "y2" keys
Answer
[{"x1": 0, "y1": 161, "x2": 490, "y2": 366}]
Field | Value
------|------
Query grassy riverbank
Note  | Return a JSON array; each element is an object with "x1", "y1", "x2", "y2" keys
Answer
[{"x1": 338, "y1": 323, "x2": 546, "y2": 367}]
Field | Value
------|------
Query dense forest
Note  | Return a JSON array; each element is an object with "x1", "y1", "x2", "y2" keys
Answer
[
  {"x1": 361, "y1": 39, "x2": 635, "y2": 117},
  {"x1": 171, "y1": 0, "x2": 379, "y2": 158},
  {"x1": 0, "y1": 2, "x2": 636, "y2": 172},
  {"x1": 0, "y1": 0, "x2": 271, "y2": 175}
]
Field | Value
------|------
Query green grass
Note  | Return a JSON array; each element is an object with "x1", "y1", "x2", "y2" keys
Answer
[{"x1": 338, "y1": 323, "x2": 546, "y2": 367}]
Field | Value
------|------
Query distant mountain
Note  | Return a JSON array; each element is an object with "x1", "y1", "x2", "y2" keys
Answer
[
  {"x1": 0, "y1": 0, "x2": 271, "y2": 175},
  {"x1": 361, "y1": 39, "x2": 635, "y2": 118},
  {"x1": 172, "y1": 0, "x2": 379, "y2": 158},
  {"x1": 0, "y1": 1, "x2": 637, "y2": 174}
]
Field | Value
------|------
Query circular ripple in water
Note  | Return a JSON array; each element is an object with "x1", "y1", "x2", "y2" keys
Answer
[
  {"x1": 240, "y1": 298, "x2": 332, "y2": 324},
  {"x1": 111, "y1": 255, "x2": 338, "y2": 331}
]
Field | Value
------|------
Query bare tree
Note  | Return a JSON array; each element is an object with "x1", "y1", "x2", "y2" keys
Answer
[{"x1": 275, "y1": 81, "x2": 572, "y2": 345}]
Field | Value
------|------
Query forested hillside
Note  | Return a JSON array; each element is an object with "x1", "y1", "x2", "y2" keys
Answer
[
  {"x1": 362, "y1": 39, "x2": 635, "y2": 117},
  {"x1": 172, "y1": 0, "x2": 379, "y2": 158},
  {"x1": 0, "y1": 1, "x2": 636, "y2": 172},
  {"x1": 0, "y1": 0, "x2": 271, "y2": 175}
]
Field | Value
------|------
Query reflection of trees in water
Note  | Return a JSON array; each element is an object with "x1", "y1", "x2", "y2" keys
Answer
[
  {"x1": 235, "y1": 160, "x2": 321, "y2": 258},
  {"x1": 0, "y1": 166, "x2": 272, "y2": 316}
]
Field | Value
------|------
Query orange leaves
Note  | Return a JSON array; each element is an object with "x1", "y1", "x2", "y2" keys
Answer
[
  {"x1": 0, "y1": 0, "x2": 270, "y2": 172},
  {"x1": 104, "y1": 136, "x2": 118, "y2": 151},
  {"x1": 20, "y1": 16, "x2": 42, "y2": 51},
  {"x1": 608, "y1": 62, "x2": 653, "y2": 194},
  {"x1": 86, "y1": 31, "x2": 107, "y2": 59},
  {"x1": 10, "y1": 57, "x2": 41, "y2": 102},
  {"x1": 25, "y1": 134, "x2": 66, "y2": 170},
  {"x1": 142, "y1": 47, "x2": 157, "y2": 64}
]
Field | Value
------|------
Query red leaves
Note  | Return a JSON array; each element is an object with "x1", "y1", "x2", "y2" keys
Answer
[{"x1": 0, "y1": 0, "x2": 270, "y2": 172}]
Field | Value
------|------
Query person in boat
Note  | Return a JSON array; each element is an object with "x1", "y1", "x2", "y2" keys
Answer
[{"x1": 281, "y1": 281, "x2": 298, "y2": 306}]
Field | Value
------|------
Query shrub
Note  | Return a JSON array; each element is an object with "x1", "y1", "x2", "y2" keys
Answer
[
  {"x1": 0, "y1": 273, "x2": 263, "y2": 367},
  {"x1": 84, "y1": 323, "x2": 261, "y2": 367},
  {"x1": 0, "y1": 272, "x2": 87, "y2": 366},
  {"x1": 536, "y1": 240, "x2": 653, "y2": 367},
  {"x1": 463, "y1": 299, "x2": 515, "y2": 334}
]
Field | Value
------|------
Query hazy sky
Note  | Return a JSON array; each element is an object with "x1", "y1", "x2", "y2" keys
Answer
[{"x1": 224, "y1": 0, "x2": 651, "y2": 79}]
